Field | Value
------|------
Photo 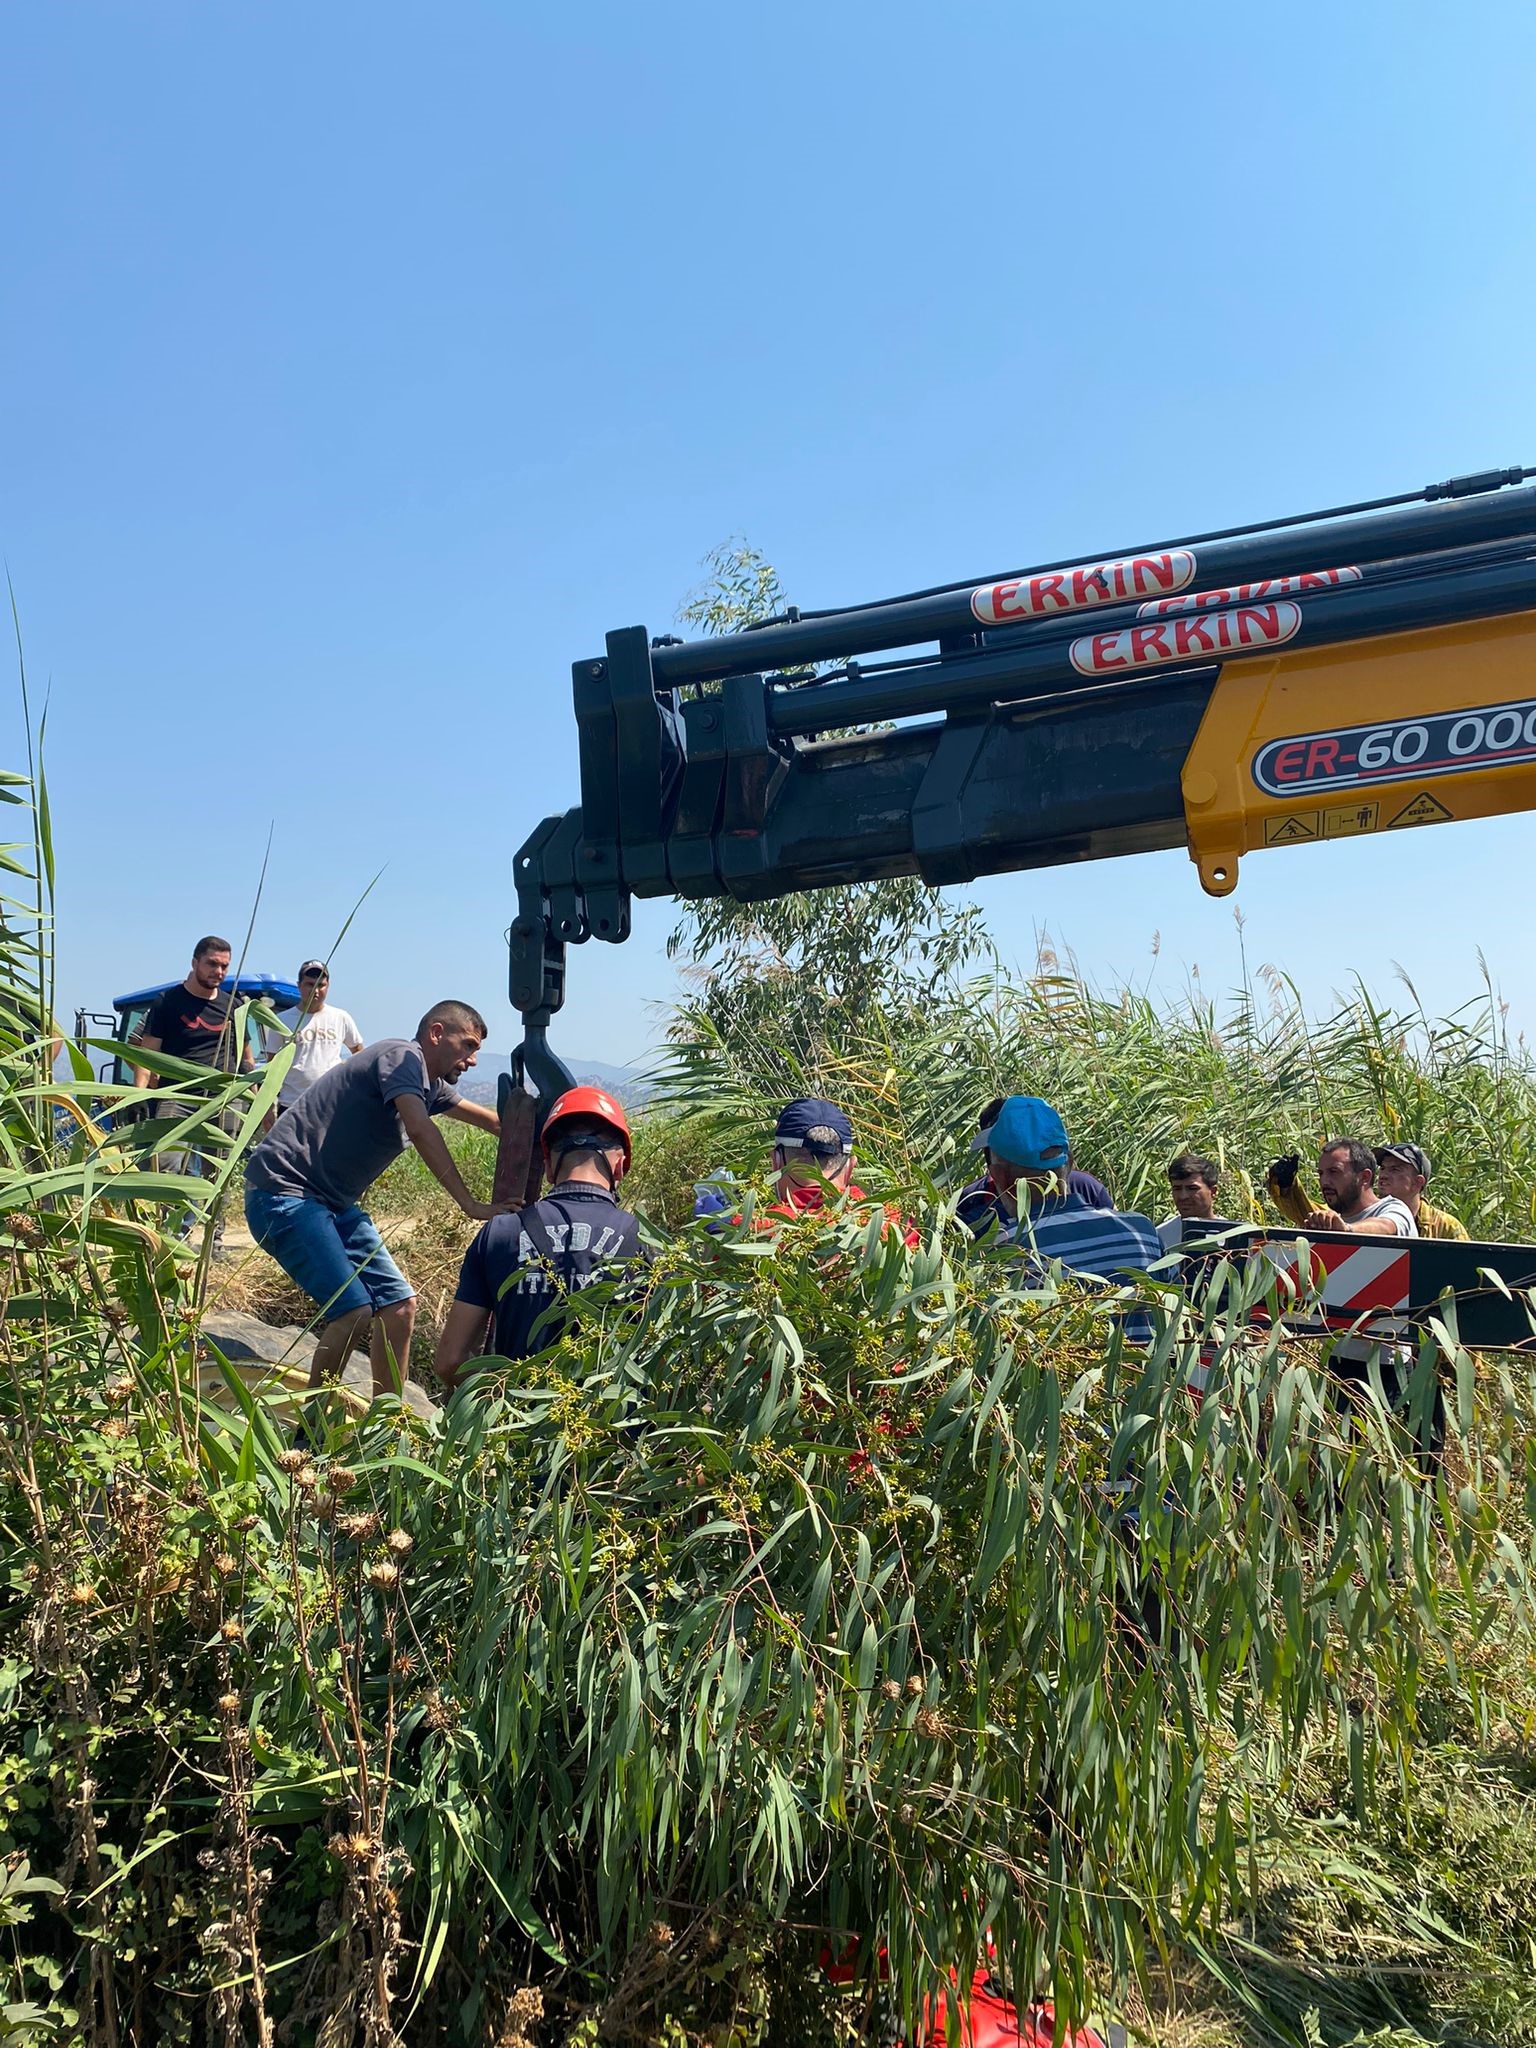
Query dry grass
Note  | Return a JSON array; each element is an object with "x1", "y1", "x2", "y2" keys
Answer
[{"x1": 206, "y1": 1210, "x2": 473, "y2": 1336}]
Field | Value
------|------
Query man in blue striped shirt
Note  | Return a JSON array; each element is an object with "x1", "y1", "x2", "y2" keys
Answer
[{"x1": 980, "y1": 1096, "x2": 1163, "y2": 1343}]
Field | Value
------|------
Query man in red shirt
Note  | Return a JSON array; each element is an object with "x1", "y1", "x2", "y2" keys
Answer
[
  {"x1": 768, "y1": 1098, "x2": 859, "y2": 1217},
  {"x1": 765, "y1": 1098, "x2": 920, "y2": 1247}
]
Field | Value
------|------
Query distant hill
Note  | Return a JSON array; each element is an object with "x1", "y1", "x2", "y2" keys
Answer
[{"x1": 458, "y1": 1055, "x2": 654, "y2": 1109}]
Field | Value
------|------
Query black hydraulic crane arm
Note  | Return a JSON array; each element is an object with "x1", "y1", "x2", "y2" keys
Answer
[
  {"x1": 646, "y1": 464, "x2": 1536, "y2": 685},
  {"x1": 510, "y1": 464, "x2": 1536, "y2": 1103}
]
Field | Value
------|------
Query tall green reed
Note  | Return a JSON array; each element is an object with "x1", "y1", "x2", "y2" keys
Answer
[{"x1": 4, "y1": 703, "x2": 1536, "y2": 2047}]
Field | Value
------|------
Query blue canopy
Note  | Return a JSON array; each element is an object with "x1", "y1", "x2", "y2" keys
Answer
[{"x1": 112, "y1": 973, "x2": 304, "y2": 1015}]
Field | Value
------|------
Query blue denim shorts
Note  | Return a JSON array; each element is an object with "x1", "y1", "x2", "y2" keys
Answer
[{"x1": 244, "y1": 1185, "x2": 414, "y2": 1321}]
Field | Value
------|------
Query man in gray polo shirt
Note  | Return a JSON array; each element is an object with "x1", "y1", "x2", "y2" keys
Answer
[{"x1": 245, "y1": 998, "x2": 506, "y2": 1395}]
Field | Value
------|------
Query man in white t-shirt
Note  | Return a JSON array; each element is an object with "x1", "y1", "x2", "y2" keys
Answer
[
  {"x1": 1301, "y1": 1138, "x2": 1417, "y2": 1240},
  {"x1": 1298, "y1": 1136, "x2": 1439, "y2": 1455},
  {"x1": 275, "y1": 960, "x2": 364, "y2": 1111},
  {"x1": 1156, "y1": 1150, "x2": 1233, "y2": 1251}
]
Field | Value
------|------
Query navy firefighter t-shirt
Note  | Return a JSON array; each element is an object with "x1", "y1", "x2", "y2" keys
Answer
[{"x1": 454, "y1": 1183, "x2": 648, "y2": 1362}]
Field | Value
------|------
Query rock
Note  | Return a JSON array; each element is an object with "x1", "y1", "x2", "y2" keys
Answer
[
  {"x1": 199, "y1": 1309, "x2": 439, "y2": 1418},
  {"x1": 199, "y1": 1309, "x2": 314, "y2": 1371}
]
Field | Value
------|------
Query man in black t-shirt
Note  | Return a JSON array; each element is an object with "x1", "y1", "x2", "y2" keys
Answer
[
  {"x1": 131, "y1": 935, "x2": 251, "y2": 1086},
  {"x1": 130, "y1": 936, "x2": 253, "y2": 1232},
  {"x1": 434, "y1": 1085, "x2": 648, "y2": 1388}
]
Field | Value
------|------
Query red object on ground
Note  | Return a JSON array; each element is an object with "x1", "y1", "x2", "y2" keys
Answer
[
  {"x1": 816, "y1": 1952, "x2": 1108, "y2": 2048},
  {"x1": 917, "y1": 1970, "x2": 1107, "y2": 2048}
]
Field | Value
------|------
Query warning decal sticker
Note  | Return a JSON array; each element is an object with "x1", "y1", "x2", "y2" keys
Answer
[
  {"x1": 1388, "y1": 791, "x2": 1454, "y2": 828},
  {"x1": 1322, "y1": 802, "x2": 1381, "y2": 838},
  {"x1": 1252, "y1": 695, "x2": 1536, "y2": 799},
  {"x1": 1265, "y1": 814, "x2": 1318, "y2": 844},
  {"x1": 1262, "y1": 803, "x2": 1384, "y2": 847}
]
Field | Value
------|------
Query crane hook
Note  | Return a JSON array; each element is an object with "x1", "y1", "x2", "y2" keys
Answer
[{"x1": 492, "y1": 1010, "x2": 578, "y2": 1208}]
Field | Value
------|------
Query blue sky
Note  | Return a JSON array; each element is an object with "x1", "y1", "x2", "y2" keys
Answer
[{"x1": 5, "y1": 0, "x2": 1535, "y2": 1069}]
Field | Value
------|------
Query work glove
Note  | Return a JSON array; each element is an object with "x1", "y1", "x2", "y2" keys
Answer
[{"x1": 1265, "y1": 1153, "x2": 1312, "y2": 1226}]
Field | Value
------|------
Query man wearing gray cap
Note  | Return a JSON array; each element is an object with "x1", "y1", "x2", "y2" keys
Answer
[
  {"x1": 1373, "y1": 1142, "x2": 1468, "y2": 1241},
  {"x1": 273, "y1": 961, "x2": 364, "y2": 1112}
]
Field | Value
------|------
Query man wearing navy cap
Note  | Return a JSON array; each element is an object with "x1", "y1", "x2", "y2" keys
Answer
[
  {"x1": 273, "y1": 961, "x2": 364, "y2": 1112},
  {"x1": 984, "y1": 1095, "x2": 1162, "y2": 1342},
  {"x1": 771, "y1": 1098, "x2": 858, "y2": 1214},
  {"x1": 766, "y1": 1097, "x2": 921, "y2": 1245}
]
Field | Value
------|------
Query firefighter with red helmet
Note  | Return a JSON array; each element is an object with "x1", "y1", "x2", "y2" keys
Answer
[{"x1": 434, "y1": 1085, "x2": 648, "y2": 1388}]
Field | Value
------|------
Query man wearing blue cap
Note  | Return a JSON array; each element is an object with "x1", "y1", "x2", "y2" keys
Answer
[
  {"x1": 959, "y1": 1094, "x2": 1113, "y2": 1237},
  {"x1": 982, "y1": 1095, "x2": 1162, "y2": 1341}
]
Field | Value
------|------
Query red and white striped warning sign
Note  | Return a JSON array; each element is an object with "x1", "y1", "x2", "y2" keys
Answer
[{"x1": 1254, "y1": 1237, "x2": 1411, "y2": 1325}]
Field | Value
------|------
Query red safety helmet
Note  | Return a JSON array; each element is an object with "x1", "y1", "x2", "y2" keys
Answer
[{"x1": 541, "y1": 1086, "x2": 633, "y2": 1173}]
